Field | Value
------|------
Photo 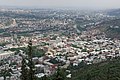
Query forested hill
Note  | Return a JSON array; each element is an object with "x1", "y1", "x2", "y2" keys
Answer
[{"x1": 70, "y1": 57, "x2": 120, "y2": 80}]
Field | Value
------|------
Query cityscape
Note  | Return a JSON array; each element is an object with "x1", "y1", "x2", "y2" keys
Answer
[{"x1": 0, "y1": 0, "x2": 120, "y2": 80}]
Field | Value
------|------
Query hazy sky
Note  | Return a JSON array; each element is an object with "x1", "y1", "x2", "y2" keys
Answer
[{"x1": 0, "y1": 0, "x2": 120, "y2": 9}]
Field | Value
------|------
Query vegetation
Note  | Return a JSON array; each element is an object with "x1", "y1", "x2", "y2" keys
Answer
[
  {"x1": 0, "y1": 42, "x2": 10, "y2": 46},
  {"x1": 39, "y1": 57, "x2": 120, "y2": 80},
  {"x1": 0, "y1": 66, "x2": 13, "y2": 80},
  {"x1": 44, "y1": 67, "x2": 67, "y2": 80},
  {"x1": 6, "y1": 45, "x2": 45, "y2": 57},
  {"x1": 71, "y1": 44, "x2": 79, "y2": 48},
  {"x1": 70, "y1": 57, "x2": 120, "y2": 80},
  {"x1": 95, "y1": 19, "x2": 120, "y2": 39},
  {"x1": 0, "y1": 29, "x2": 5, "y2": 33},
  {"x1": 4, "y1": 20, "x2": 13, "y2": 26},
  {"x1": 21, "y1": 40, "x2": 36, "y2": 80},
  {"x1": 81, "y1": 48, "x2": 87, "y2": 52}
]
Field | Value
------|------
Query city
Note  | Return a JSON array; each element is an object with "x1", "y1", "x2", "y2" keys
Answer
[{"x1": 0, "y1": 0, "x2": 120, "y2": 80}]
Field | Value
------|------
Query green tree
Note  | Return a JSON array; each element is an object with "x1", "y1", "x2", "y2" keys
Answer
[
  {"x1": 21, "y1": 40, "x2": 36, "y2": 80},
  {"x1": 27, "y1": 40, "x2": 36, "y2": 80},
  {"x1": 21, "y1": 58, "x2": 28, "y2": 80},
  {"x1": 54, "y1": 67, "x2": 66, "y2": 80},
  {"x1": 0, "y1": 68, "x2": 12, "y2": 80}
]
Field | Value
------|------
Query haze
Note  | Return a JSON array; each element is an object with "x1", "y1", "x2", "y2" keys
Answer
[{"x1": 0, "y1": 0, "x2": 120, "y2": 9}]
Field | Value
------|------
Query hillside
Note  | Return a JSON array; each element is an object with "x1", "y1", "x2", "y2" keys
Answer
[
  {"x1": 70, "y1": 57, "x2": 120, "y2": 80},
  {"x1": 93, "y1": 19, "x2": 120, "y2": 39}
]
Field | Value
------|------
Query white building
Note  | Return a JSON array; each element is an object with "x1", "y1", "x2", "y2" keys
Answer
[{"x1": 0, "y1": 51, "x2": 15, "y2": 60}]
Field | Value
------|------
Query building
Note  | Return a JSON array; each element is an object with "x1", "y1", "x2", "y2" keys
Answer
[{"x1": 0, "y1": 51, "x2": 15, "y2": 60}]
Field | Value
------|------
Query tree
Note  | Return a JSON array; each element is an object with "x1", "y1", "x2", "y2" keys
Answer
[
  {"x1": 0, "y1": 67, "x2": 12, "y2": 80},
  {"x1": 21, "y1": 40, "x2": 36, "y2": 80},
  {"x1": 27, "y1": 40, "x2": 36, "y2": 80},
  {"x1": 21, "y1": 58, "x2": 28, "y2": 80},
  {"x1": 0, "y1": 69, "x2": 7, "y2": 80},
  {"x1": 54, "y1": 67, "x2": 66, "y2": 80}
]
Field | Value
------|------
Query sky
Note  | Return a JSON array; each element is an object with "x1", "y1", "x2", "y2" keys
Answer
[{"x1": 0, "y1": 0, "x2": 120, "y2": 9}]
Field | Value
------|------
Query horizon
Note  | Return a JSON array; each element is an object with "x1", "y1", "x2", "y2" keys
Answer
[
  {"x1": 0, "y1": 5, "x2": 120, "y2": 11},
  {"x1": 0, "y1": 0, "x2": 120, "y2": 10}
]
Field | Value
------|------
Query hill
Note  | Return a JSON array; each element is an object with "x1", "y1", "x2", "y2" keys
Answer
[
  {"x1": 70, "y1": 57, "x2": 120, "y2": 80},
  {"x1": 93, "y1": 19, "x2": 120, "y2": 39}
]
